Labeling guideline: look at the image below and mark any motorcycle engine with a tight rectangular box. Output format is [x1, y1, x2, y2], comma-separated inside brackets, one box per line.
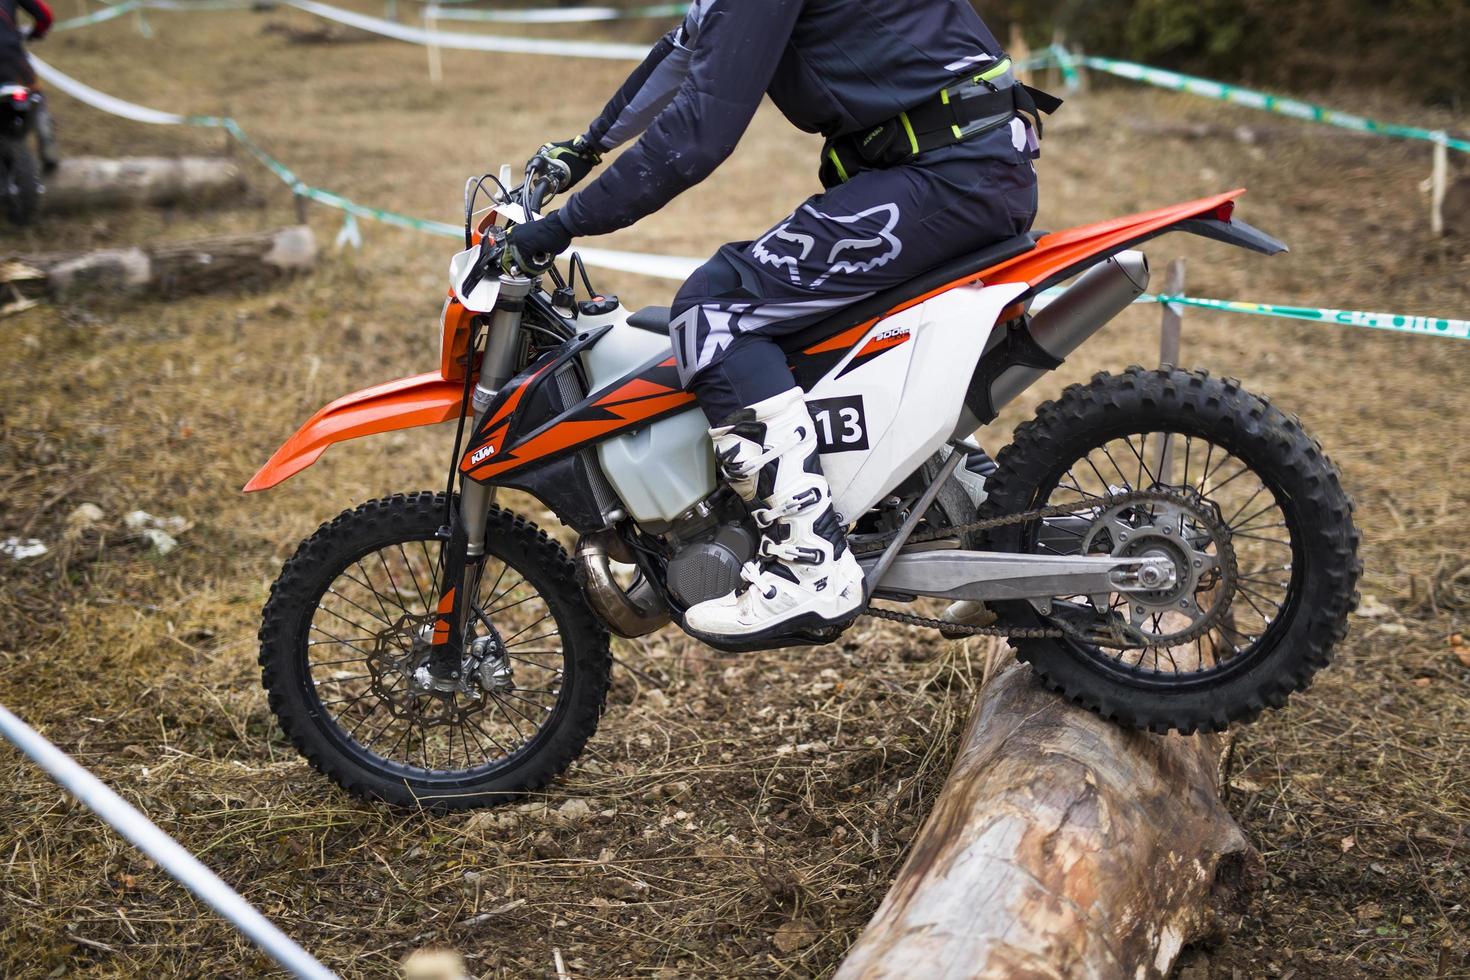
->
[666, 522, 758, 608]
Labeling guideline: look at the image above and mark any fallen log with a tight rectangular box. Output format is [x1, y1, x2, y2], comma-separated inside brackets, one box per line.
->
[836, 655, 1260, 980]
[8, 225, 316, 302]
[45, 157, 248, 213]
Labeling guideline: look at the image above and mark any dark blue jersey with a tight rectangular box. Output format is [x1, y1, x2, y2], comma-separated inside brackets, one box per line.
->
[560, 0, 1009, 238]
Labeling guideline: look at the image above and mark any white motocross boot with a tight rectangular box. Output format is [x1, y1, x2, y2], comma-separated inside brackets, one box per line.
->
[684, 388, 865, 642]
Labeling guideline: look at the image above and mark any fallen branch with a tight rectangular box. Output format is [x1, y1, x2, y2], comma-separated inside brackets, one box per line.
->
[836, 656, 1260, 980]
[8, 225, 316, 302]
[46, 157, 248, 213]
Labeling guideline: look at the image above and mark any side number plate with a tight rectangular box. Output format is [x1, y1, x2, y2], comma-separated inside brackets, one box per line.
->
[808, 396, 869, 453]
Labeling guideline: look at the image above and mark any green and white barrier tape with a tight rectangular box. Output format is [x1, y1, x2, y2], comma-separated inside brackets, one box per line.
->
[53, 0, 143, 32]
[1144, 294, 1468, 341]
[424, 2, 686, 24]
[1072, 53, 1469, 154]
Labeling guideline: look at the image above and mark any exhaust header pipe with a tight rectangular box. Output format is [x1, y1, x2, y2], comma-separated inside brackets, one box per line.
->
[575, 532, 670, 639]
[956, 251, 1150, 433]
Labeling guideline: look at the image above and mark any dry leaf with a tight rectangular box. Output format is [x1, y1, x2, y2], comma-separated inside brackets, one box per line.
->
[1340, 835, 1356, 853]
[773, 918, 819, 953]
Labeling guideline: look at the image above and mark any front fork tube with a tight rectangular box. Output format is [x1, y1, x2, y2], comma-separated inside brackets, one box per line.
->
[428, 479, 497, 683]
[426, 274, 529, 683]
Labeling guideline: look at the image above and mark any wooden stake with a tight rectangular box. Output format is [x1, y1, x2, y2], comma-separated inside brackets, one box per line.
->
[425, 7, 443, 85]
[1048, 29, 1065, 91]
[1157, 258, 1185, 482]
[1431, 138, 1449, 237]
[1008, 23, 1032, 87]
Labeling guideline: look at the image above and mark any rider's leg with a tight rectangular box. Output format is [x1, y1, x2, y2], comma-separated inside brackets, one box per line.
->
[686, 337, 865, 639]
[671, 137, 1037, 640]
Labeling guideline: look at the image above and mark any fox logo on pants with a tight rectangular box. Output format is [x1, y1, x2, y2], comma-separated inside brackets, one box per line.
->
[753, 203, 904, 289]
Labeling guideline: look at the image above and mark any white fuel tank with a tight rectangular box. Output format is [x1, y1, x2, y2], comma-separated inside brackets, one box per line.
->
[580, 315, 716, 524]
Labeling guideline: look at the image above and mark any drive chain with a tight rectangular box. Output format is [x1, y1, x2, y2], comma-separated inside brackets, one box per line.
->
[856, 489, 1232, 648]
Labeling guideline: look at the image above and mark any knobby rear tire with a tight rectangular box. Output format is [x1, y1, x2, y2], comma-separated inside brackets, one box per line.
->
[2, 139, 39, 226]
[981, 366, 1361, 734]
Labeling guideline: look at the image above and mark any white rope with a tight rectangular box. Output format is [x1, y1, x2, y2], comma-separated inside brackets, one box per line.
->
[282, 0, 650, 60]
[0, 702, 339, 980]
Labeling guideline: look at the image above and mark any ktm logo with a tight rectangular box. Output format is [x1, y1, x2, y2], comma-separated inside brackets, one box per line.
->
[470, 445, 496, 465]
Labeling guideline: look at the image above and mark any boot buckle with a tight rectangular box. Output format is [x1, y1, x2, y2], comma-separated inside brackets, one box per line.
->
[752, 486, 824, 528]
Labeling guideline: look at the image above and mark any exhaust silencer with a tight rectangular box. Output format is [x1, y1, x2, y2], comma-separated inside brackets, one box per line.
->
[575, 532, 670, 638]
[957, 251, 1150, 432]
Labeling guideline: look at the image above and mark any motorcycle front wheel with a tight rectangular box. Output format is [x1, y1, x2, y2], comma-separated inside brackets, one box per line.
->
[259, 492, 611, 809]
[981, 366, 1361, 734]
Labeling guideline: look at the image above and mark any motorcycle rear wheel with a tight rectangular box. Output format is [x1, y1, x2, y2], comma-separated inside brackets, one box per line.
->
[981, 366, 1361, 734]
[259, 492, 610, 809]
[1, 138, 39, 226]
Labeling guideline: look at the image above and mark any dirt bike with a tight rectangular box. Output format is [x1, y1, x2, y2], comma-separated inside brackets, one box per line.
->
[0, 83, 43, 226]
[249, 162, 1360, 809]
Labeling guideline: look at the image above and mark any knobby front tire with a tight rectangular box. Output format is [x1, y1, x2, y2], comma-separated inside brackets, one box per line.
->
[259, 492, 611, 810]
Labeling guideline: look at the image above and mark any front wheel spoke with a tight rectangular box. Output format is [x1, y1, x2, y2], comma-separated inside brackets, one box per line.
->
[485, 592, 543, 619]
[487, 695, 530, 742]
[501, 689, 556, 712]
[506, 631, 562, 651]
[469, 719, 513, 757]
[308, 656, 371, 669]
[349, 562, 403, 623]
[325, 588, 397, 630]
[318, 691, 377, 708]
[308, 625, 377, 657]
[395, 542, 433, 609]
[501, 613, 553, 646]
[483, 576, 528, 613]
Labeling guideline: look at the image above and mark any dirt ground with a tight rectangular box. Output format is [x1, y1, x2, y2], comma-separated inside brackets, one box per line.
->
[2, 4, 1469, 978]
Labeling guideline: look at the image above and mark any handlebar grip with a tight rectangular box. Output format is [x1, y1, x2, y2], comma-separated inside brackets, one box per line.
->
[527, 178, 554, 215]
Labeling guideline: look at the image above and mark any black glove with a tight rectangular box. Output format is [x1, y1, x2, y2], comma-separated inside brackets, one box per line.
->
[536, 135, 601, 191]
[504, 212, 573, 274]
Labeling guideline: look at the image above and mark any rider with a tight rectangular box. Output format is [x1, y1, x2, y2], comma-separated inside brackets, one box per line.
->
[508, 0, 1053, 643]
[0, 0, 57, 171]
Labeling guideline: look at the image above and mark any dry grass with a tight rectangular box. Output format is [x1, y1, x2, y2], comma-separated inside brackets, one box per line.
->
[1, 4, 1469, 977]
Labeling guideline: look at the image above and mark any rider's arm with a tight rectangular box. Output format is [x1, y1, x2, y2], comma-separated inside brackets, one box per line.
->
[18, 0, 54, 38]
[559, 0, 804, 239]
[584, 26, 693, 154]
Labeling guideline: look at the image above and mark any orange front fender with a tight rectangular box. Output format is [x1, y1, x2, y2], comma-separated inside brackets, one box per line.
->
[244, 372, 470, 492]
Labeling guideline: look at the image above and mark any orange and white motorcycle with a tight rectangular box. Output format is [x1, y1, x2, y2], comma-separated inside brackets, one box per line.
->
[249, 165, 1360, 808]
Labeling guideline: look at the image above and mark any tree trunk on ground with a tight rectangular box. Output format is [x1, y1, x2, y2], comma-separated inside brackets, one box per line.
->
[45, 157, 248, 213]
[7, 225, 316, 303]
[836, 655, 1260, 980]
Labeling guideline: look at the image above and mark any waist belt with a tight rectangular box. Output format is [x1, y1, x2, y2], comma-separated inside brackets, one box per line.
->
[820, 57, 1063, 188]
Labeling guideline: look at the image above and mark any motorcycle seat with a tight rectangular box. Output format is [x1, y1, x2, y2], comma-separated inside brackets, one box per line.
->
[623, 232, 1039, 344]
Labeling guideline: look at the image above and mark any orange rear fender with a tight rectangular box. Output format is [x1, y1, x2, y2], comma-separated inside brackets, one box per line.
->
[984, 190, 1246, 288]
[244, 372, 470, 492]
